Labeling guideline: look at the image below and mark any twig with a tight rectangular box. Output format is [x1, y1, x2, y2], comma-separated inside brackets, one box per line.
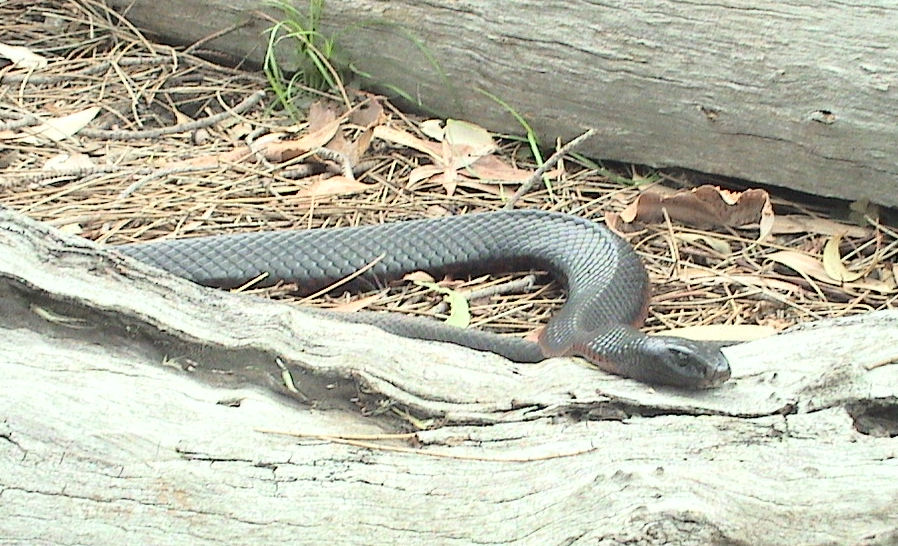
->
[314, 147, 355, 180]
[2, 165, 145, 189]
[79, 90, 266, 140]
[0, 114, 38, 131]
[117, 165, 222, 199]
[430, 275, 537, 316]
[503, 128, 596, 209]
[0, 56, 172, 85]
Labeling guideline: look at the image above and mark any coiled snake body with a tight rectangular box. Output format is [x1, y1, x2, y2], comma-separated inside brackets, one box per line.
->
[118, 210, 731, 388]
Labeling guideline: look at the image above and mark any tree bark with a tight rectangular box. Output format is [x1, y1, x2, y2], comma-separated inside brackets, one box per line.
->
[107, 0, 898, 207]
[2, 209, 898, 544]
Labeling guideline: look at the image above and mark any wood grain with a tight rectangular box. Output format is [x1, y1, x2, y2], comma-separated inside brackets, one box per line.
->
[108, 0, 898, 206]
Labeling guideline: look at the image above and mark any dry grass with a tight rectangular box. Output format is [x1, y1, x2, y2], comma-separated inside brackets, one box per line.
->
[1, 0, 895, 342]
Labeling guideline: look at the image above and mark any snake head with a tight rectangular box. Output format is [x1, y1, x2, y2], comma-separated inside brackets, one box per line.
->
[638, 336, 732, 388]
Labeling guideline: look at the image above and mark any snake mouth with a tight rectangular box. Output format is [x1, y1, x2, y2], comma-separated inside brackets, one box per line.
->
[641, 336, 733, 389]
[697, 363, 732, 389]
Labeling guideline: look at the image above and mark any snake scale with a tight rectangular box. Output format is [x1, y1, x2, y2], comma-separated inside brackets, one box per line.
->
[118, 210, 731, 388]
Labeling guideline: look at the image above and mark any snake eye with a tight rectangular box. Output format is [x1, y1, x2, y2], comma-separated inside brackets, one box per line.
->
[669, 347, 695, 369]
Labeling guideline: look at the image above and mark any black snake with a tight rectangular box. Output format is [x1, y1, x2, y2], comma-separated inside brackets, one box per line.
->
[117, 210, 731, 388]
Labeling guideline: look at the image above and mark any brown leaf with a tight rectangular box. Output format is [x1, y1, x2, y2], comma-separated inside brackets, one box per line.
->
[0, 41, 47, 69]
[768, 250, 835, 285]
[353, 128, 374, 162]
[373, 121, 502, 189]
[330, 292, 385, 313]
[433, 170, 458, 196]
[420, 119, 444, 140]
[621, 185, 773, 237]
[323, 128, 375, 166]
[402, 271, 435, 283]
[409, 165, 443, 186]
[324, 131, 353, 157]
[772, 215, 868, 238]
[307, 100, 339, 132]
[294, 117, 343, 152]
[350, 99, 384, 128]
[466, 155, 533, 182]
[295, 175, 371, 198]
[676, 233, 732, 255]
[373, 125, 443, 161]
[679, 267, 803, 293]
[44, 152, 95, 171]
[263, 118, 342, 163]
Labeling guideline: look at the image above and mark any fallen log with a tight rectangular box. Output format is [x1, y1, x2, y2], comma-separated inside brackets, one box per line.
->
[1, 208, 897, 544]
[107, 0, 898, 207]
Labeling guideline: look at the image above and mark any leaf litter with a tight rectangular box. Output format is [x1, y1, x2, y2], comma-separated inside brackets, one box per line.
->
[0, 0, 895, 349]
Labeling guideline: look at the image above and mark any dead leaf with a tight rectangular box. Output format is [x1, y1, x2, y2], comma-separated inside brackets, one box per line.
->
[403, 271, 435, 283]
[412, 280, 471, 328]
[307, 100, 339, 132]
[323, 131, 353, 158]
[768, 251, 895, 294]
[768, 250, 835, 285]
[259, 120, 342, 164]
[172, 108, 193, 125]
[18, 107, 101, 144]
[349, 99, 384, 128]
[678, 267, 803, 293]
[773, 215, 868, 238]
[676, 233, 732, 255]
[293, 117, 343, 153]
[727, 273, 804, 293]
[444, 119, 496, 158]
[420, 119, 444, 140]
[375, 120, 534, 191]
[822, 233, 865, 282]
[409, 165, 444, 186]
[330, 292, 384, 313]
[373, 125, 443, 161]
[57, 223, 83, 236]
[847, 276, 897, 294]
[295, 176, 371, 198]
[0, 41, 47, 69]
[621, 185, 773, 238]
[433, 170, 458, 195]
[44, 152, 95, 171]
[353, 128, 375, 162]
[465, 155, 533, 182]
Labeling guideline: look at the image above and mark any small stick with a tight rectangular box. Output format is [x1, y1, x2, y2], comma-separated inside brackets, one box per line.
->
[503, 128, 597, 210]
[430, 274, 537, 316]
[79, 90, 266, 141]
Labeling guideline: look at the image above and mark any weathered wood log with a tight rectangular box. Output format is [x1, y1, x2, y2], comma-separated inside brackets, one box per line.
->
[107, 0, 898, 207]
[2, 208, 898, 544]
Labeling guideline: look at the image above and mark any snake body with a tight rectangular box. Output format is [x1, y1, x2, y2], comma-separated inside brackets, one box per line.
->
[118, 210, 731, 388]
